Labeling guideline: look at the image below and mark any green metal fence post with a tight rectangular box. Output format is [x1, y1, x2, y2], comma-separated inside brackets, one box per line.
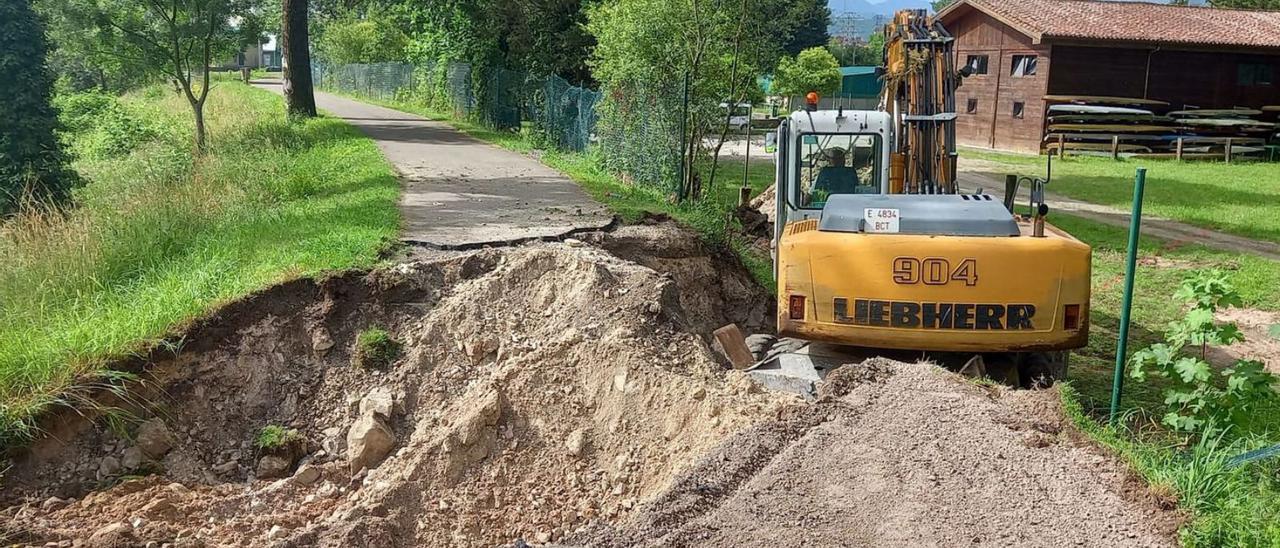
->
[1110, 167, 1147, 425]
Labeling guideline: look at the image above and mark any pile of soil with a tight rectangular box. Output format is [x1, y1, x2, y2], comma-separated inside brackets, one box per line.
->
[568, 359, 1182, 547]
[0, 222, 789, 547]
[0, 220, 1181, 547]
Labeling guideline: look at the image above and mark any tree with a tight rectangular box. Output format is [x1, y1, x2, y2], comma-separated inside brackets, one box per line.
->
[1207, 0, 1280, 7]
[1, 0, 74, 214]
[587, 0, 782, 200]
[315, 10, 408, 64]
[66, 0, 261, 153]
[781, 0, 829, 56]
[931, 0, 954, 11]
[282, 0, 317, 118]
[773, 46, 841, 97]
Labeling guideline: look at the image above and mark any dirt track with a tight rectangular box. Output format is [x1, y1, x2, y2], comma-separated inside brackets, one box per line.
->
[0, 221, 1180, 547]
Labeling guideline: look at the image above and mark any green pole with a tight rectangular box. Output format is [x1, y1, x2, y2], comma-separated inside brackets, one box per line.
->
[1110, 167, 1147, 425]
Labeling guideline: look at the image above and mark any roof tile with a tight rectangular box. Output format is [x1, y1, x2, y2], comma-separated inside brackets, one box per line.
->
[941, 0, 1280, 49]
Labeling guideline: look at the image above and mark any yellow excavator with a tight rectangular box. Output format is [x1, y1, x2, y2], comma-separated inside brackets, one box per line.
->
[754, 10, 1091, 392]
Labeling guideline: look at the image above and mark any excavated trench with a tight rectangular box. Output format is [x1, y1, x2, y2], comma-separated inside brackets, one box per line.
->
[0, 219, 1180, 547]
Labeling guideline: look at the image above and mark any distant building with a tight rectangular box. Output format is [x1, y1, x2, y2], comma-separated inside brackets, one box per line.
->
[937, 0, 1280, 152]
[220, 35, 281, 71]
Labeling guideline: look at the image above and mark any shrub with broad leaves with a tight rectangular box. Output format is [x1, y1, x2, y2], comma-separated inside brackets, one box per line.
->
[1130, 270, 1279, 435]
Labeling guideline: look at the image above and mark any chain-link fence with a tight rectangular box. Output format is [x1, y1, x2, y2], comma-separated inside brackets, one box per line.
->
[311, 60, 681, 191]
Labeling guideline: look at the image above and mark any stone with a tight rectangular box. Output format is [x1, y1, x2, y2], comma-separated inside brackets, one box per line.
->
[290, 464, 322, 486]
[121, 447, 144, 470]
[267, 525, 289, 540]
[213, 460, 238, 475]
[98, 456, 122, 478]
[141, 498, 177, 518]
[564, 429, 589, 458]
[311, 327, 335, 353]
[89, 522, 135, 545]
[256, 455, 293, 479]
[359, 387, 396, 420]
[40, 496, 67, 512]
[135, 419, 174, 459]
[347, 415, 395, 473]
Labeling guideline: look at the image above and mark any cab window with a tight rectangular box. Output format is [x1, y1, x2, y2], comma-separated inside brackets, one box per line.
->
[796, 133, 879, 208]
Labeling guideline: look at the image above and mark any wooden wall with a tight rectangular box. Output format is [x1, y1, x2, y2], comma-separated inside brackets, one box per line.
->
[1048, 45, 1280, 110]
[945, 8, 1051, 153]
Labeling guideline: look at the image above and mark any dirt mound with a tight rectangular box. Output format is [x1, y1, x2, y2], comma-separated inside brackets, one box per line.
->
[0, 225, 794, 547]
[568, 358, 1182, 547]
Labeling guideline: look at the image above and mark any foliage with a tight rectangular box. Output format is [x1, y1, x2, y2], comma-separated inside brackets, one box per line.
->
[316, 10, 408, 65]
[1129, 270, 1279, 435]
[55, 91, 158, 160]
[0, 79, 400, 449]
[931, 0, 954, 11]
[586, 0, 784, 198]
[826, 33, 885, 67]
[780, 0, 830, 56]
[255, 424, 302, 449]
[353, 327, 401, 369]
[54, 0, 264, 152]
[773, 46, 841, 97]
[0, 0, 75, 215]
[1207, 0, 1280, 8]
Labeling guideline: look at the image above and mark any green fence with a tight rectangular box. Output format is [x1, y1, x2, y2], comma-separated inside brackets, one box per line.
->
[311, 60, 680, 191]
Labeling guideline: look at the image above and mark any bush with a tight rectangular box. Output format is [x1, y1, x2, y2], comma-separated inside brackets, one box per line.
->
[55, 91, 159, 160]
[1130, 270, 1280, 436]
[353, 327, 401, 369]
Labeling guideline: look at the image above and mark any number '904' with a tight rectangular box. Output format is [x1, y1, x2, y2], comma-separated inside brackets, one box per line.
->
[892, 257, 978, 286]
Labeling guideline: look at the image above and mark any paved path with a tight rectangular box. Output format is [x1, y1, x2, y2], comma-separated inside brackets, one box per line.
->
[254, 80, 611, 248]
[954, 158, 1280, 261]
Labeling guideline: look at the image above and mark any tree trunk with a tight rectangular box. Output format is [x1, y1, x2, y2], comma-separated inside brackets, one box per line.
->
[282, 0, 317, 118]
[192, 100, 207, 153]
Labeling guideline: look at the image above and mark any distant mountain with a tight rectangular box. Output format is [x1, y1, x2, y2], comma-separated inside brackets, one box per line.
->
[828, 0, 935, 40]
[828, 0, 934, 16]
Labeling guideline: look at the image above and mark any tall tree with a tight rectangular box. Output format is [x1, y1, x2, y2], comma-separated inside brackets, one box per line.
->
[282, 0, 317, 118]
[0, 0, 74, 213]
[66, 0, 261, 153]
[782, 0, 830, 56]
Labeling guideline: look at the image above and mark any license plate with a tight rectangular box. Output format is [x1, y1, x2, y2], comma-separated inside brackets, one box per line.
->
[864, 208, 900, 233]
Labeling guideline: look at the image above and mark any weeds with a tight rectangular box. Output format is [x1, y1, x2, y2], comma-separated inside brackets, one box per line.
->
[353, 327, 401, 369]
[255, 425, 303, 451]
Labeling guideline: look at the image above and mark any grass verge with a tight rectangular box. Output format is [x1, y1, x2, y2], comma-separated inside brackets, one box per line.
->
[964, 147, 1280, 244]
[0, 78, 400, 446]
[1050, 210, 1280, 547]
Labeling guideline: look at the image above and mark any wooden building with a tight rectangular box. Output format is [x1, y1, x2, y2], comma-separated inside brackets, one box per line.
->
[936, 0, 1280, 153]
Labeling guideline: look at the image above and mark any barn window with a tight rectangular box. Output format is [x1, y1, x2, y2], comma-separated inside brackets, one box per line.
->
[1012, 101, 1025, 119]
[1238, 63, 1274, 86]
[967, 98, 978, 114]
[1011, 55, 1038, 77]
[965, 55, 989, 75]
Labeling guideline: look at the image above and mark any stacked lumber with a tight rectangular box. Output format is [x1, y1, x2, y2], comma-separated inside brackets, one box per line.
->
[1042, 95, 1275, 160]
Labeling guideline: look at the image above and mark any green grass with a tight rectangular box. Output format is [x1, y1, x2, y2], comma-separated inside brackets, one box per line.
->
[0, 78, 401, 446]
[964, 148, 1280, 244]
[255, 424, 303, 450]
[352, 327, 401, 369]
[1044, 210, 1280, 547]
